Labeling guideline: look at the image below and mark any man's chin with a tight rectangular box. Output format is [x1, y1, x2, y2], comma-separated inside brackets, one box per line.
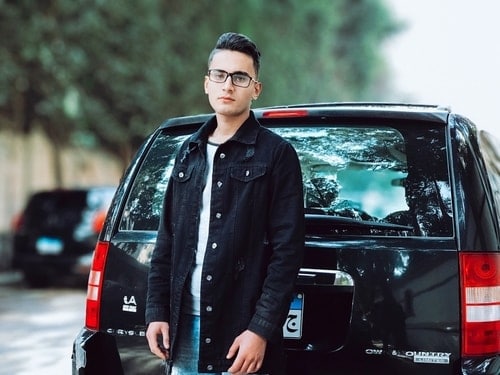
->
[214, 106, 249, 119]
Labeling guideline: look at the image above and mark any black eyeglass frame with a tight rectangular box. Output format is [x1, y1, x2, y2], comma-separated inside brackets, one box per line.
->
[207, 69, 259, 88]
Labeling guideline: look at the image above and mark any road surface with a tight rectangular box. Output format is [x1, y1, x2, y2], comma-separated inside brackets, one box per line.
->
[0, 272, 86, 375]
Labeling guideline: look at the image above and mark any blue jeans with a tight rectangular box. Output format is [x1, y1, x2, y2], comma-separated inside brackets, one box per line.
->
[172, 314, 229, 375]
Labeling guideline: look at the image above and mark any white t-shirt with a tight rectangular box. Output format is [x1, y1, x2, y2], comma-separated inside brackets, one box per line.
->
[183, 142, 218, 315]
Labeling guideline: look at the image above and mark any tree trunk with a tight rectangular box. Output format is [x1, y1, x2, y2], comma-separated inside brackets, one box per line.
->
[51, 140, 64, 188]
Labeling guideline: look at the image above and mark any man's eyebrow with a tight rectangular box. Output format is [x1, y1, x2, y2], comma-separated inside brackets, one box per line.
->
[231, 70, 251, 76]
[209, 69, 253, 77]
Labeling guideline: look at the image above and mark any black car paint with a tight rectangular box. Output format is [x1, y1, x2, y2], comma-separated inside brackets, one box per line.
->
[72, 104, 500, 374]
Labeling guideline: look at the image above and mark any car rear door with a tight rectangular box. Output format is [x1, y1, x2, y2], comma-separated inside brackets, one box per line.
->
[94, 111, 462, 375]
[93, 129, 189, 374]
[268, 117, 461, 374]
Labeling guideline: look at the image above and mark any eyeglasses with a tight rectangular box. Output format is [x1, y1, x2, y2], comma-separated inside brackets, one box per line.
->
[207, 69, 257, 88]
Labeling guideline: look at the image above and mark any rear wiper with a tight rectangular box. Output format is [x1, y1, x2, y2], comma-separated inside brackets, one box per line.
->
[305, 213, 414, 232]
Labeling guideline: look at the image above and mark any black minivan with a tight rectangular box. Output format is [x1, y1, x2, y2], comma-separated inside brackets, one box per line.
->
[72, 103, 500, 374]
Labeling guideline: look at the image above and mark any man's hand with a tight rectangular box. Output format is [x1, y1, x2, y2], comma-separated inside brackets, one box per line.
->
[226, 330, 267, 375]
[146, 321, 170, 360]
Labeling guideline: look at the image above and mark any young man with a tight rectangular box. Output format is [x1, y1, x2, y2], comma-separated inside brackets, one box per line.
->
[146, 32, 304, 375]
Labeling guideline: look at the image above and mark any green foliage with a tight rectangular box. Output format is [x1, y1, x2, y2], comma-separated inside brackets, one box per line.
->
[0, 0, 398, 162]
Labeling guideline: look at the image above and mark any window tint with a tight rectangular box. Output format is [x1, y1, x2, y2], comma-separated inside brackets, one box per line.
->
[456, 127, 499, 249]
[119, 132, 187, 231]
[23, 188, 114, 232]
[275, 126, 452, 237]
[24, 191, 88, 230]
[119, 124, 453, 237]
[275, 127, 408, 219]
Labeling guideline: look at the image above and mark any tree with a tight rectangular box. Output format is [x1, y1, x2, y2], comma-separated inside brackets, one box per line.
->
[0, 0, 399, 173]
[0, 0, 171, 174]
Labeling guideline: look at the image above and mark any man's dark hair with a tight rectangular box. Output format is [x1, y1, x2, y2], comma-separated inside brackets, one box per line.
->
[208, 32, 261, 76]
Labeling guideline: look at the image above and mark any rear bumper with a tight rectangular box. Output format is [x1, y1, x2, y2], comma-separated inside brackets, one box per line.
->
[72, 328, 500, 375]
[462, 356, 500, 375]
[72, 328, 124, 375]
[72, 328, 96, 373]
[72, 328, 162, 375]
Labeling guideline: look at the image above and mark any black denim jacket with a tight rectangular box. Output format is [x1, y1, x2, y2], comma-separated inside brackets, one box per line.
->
[146, 112, 304, 374]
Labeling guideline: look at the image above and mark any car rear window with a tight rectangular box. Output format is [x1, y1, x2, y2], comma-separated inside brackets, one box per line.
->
[24, 191, 89, 228]
[23, 189, 115, 231]
[119, 123, 453, 237]
[119, 132, 187, 232]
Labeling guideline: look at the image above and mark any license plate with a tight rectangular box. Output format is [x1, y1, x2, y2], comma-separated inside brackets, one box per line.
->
[283, 293, 304, 339]
[36, 237, 63, 255]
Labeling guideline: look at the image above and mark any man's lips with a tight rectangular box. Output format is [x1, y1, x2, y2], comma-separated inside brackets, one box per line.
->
[219, 96, 235, 102]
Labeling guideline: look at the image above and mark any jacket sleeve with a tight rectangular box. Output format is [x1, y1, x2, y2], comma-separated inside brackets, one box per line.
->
[248, 140, 305, 340]
[145, 178, 174, 324]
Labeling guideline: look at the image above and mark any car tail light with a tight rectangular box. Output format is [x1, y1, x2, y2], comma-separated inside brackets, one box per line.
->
[262, 109, 309, 118]
[11, 213, 24, 232]
[91, 209, 108, 234]
[460, 252, 500, 356]
[85, 241, 110, 331]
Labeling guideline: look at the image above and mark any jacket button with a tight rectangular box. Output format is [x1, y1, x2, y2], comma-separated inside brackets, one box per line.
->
[217, 181, 223, 188]
[215, 212, 222, 219]
[207, 365, 213, 371]
[206, 275, 213, 281]
[206, 305, 213, 312]
[220, 153, 226, 159]
[178, 171, 184, 178]
[245, 170, 250, 176]
[205, 337, 212, 344]
[211, 242, 217, 249]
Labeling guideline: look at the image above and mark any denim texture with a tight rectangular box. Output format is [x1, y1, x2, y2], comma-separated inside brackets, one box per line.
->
[172, 314, 228, 375]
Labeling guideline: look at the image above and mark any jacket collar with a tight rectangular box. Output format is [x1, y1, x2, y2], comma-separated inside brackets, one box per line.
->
[189, 111, 261, 149]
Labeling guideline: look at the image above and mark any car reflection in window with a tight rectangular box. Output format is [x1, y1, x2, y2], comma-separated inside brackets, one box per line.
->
[119, 125, 452, 238]
[275, 126, 452, 237]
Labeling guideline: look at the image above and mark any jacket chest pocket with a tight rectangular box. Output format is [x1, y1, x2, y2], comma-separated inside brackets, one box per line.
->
[229, 165, 267, 182]
[170, 164, 197, 214]
[171, 164, 195, 184]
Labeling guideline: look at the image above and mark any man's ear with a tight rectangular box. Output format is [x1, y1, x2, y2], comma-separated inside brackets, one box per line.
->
[253, 81, 262, 100]
[204, 76, 209, 94]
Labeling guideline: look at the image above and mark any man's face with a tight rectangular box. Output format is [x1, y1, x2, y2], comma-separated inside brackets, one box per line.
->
[204, 50, 262, 119]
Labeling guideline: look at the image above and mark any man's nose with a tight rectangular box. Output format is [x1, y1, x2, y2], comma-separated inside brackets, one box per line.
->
[222, 76, 234, 90]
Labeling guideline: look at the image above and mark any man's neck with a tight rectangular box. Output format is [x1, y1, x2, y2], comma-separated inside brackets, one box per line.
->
[209, 112, 249, 144]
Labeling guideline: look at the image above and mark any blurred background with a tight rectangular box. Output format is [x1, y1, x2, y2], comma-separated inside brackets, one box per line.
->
[1, 0, 499, 243]
[385, 0, 500, 140]
[0, 0, 399, 253]
[0, 1, 498, 372]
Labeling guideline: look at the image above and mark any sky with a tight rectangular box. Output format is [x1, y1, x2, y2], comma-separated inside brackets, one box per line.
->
[383, 0, 500, 140]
